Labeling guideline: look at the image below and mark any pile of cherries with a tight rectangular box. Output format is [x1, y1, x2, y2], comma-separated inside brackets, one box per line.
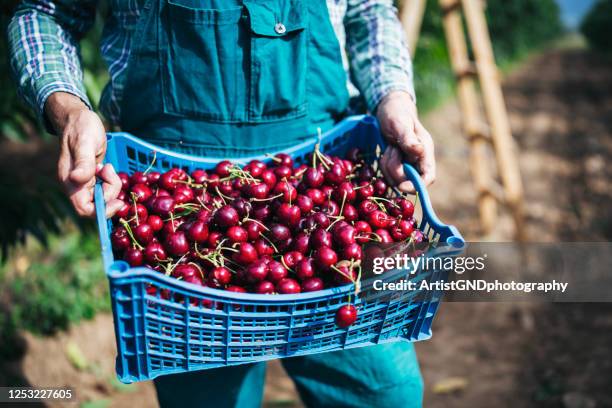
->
[110, 147, 423, 328]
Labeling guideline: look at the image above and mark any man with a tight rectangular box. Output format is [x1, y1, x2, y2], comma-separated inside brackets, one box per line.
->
[9, 1, 435, 406]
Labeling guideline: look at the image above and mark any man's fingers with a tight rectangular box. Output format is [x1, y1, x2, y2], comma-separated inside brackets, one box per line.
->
[416, 123, 436, 187]
[105, 199, 125, 218]
[387, 117, 424, 160]
[98, 163, 122, 202]
[69, 136, 97, 185]
[69, 185, 96, 217]
[57, 143, 71, 184]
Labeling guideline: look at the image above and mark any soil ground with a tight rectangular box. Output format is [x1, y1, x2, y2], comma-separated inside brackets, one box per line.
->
[1, 45, 611, 407]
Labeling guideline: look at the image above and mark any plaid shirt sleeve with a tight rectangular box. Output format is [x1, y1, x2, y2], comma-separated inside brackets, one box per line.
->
[8, 0, 97, 130]
[345, 0, 415, 113]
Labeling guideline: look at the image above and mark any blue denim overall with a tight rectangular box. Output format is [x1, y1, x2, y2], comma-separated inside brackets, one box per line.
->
[119, 0, 423, 405]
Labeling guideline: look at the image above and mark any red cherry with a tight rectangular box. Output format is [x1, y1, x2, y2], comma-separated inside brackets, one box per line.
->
[374, 229, 394, 243]
[165, 231, 189, 256]
[310, 228, 332, 249]
[261, 169, 277, 187]
[111, 227, 130, 251]
[128, 203, 148, 223]
[335, 304, 358, 328]
[191, 169, 208, 184]
[334, 265, 357, 284]
[150, 196, 175, 216]
[312, 212, 330, 228]
[173, 185, 194, 204]
[131, 183, 152, 203]
[173, 263, 200, 280]
[210, 266, 232, 286]
[292, 232, 310, 254]
[215, 160, 233, 177]
[255, 281, 276, 294]
[358, 200, 378, 217]
[275, 153, 293, 167]
[159, 171, 179, 191]
[269, 223, 291, 242]
[305, 188, 324, 206]
[235, 242, 258, 264]
[144, 242, 167, 264]
[114, 201, 130, 219]
[253, 238, 275, 256]
[314, 246, 338, 270]
[356, 182, 374, 200]
[281, 251, 304, 269]
[134, 223, 154, 245]
[325, 163, 346, 185]
[304, 168, 324, 188]
[245, 259, 269, 283]
[342, 203, 359, 222]
[273, 182, 298, 203]
[295, 195, 314, 214]
[334, 225, 356, 246]
[278, 203, 301, 227]
[124, 247, 143, 266]
[227, 285, 247, 293]
[227, 225, 248, 243]
[187, 220, 209, 243]
[295, 258, 315, 281]
[354, 221, 372, 244]
[118, 172, 130, 190]
[302, 277, 324, 292]
[252, 204, 271, 221]
[267, 261, 288, 283]
[373, 179, 387, 196]
[321, 201, 340, 217]
[276, 278, 301, 294]
[207, 231, 223, 248]
[130, 171, 148, 185]
[274, 165, 293, 179]
[333, 182, 356, 202]
[246, 182, 270, 200]
[342, 243, 362, 260]
[215, 205, 239, 228]
[147, 215, 164, 232]
[368, 210, 392, 229]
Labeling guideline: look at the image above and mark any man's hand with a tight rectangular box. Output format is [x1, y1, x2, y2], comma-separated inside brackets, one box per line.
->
[376, 91, 436, 194]
[46, 92, 123, 218]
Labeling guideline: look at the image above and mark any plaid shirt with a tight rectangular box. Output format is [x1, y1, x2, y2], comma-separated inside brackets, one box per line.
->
[8, 0, 414, 126]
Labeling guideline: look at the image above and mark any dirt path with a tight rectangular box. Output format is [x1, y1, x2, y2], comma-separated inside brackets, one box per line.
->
[418, 46, 612, 407]
[2, 46, 611, 407]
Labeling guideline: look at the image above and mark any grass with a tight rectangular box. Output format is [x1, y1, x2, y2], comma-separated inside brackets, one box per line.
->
[0, 226, 109, 338]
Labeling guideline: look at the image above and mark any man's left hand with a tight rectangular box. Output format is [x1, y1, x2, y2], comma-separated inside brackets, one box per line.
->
[376, 91, 436, 193]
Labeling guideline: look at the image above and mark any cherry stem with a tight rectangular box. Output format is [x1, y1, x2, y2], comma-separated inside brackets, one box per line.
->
[120, 219, 144, 250]
[143, 150, 157, 175]
[215, 186, 233, 203]
[130, 192, 140, 225]
[260, 233, 279, 253]
[243, 217, 270, 231]
[280, 256, 293, 272]
[251, 193, 283, 202]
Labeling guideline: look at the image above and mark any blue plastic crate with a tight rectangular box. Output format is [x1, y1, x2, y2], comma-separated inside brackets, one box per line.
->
[95, 115, 464, 383]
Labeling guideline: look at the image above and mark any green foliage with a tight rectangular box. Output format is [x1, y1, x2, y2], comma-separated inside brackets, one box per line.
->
[412, 0, 563, 110]
[2, 231, 109, 335]
[580, 0, 612, 54]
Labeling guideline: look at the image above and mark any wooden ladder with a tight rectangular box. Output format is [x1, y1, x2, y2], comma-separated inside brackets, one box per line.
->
[400, 0, 525, 239]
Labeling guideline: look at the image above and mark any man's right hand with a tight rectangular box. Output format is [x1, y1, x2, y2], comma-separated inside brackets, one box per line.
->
[45, 92, 123, 218]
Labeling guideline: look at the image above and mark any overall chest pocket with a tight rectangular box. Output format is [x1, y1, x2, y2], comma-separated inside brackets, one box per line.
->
[162, 0, 247, 122]
[244, 0, 308, 122]
[161, 0, 308, 123]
